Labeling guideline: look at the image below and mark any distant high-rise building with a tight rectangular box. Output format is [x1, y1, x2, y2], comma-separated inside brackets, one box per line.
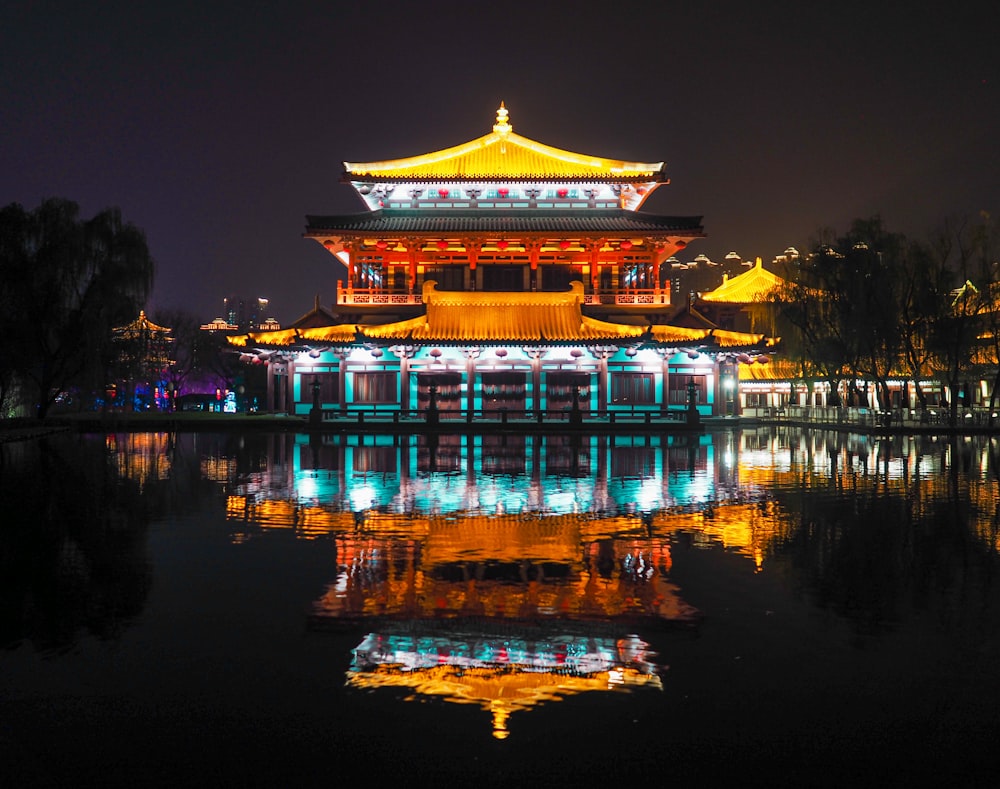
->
[222, 295, 275, 331]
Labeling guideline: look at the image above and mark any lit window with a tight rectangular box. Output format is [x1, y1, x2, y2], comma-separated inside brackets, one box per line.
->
[353, 372, 397, 404]
[611, 372, 655, 405]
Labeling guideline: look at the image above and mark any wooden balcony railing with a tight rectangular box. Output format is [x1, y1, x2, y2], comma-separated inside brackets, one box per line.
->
[337, 282, 669, 306]
[584, 290, 669, 305]
[337, 284, 423, 305]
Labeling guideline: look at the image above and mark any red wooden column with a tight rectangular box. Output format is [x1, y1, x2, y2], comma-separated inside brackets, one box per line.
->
[344, 240, 356, 293]
[407, 238, 418, 293]
[528, 241, 539, 291]
[590, 243, 601, 294]
[466, 238, 478, 291]
[651, 242, 663, 301]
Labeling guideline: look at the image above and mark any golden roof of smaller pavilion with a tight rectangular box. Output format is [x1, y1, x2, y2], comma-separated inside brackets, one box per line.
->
[712, 328, 767, 347]
[739, 357, 796, 380]
[700, 257, 786, 304]
[344, 104, 664, 181]
[360, 281, 645, 343]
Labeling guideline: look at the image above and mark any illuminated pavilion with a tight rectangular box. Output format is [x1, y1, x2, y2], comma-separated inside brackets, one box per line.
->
[232, 104, 778, 418]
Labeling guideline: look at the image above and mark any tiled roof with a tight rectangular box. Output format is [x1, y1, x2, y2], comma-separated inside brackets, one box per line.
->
[712, 329, 768, 348]
[227, 324, 358, 348]
[229, 328, 297, 348]
[700, 257, 786, 303]
[289, 296, 339, 330]
[228, 282, 778, 351]
[649, 326, 711, 343]
[230, 304, 775, 349]
[360, 281, 645, 342]
[344, 105, 663, 181]
[299, 325, 360, 344]
[739, 358, 795, 380]
[666, 301, 719, 330]
[648, 325, 770, 349]
[306, 209, 704, 236]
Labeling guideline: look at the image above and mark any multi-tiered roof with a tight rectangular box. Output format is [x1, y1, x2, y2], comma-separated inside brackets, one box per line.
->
[305, 104, 704, 264]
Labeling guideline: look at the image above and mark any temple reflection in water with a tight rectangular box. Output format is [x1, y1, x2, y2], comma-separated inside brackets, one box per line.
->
[8, 425, 997, 782]
[186, 427, 990, 737]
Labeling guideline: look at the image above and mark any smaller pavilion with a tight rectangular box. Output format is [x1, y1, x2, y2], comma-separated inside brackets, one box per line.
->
[110, 311, 174, 409]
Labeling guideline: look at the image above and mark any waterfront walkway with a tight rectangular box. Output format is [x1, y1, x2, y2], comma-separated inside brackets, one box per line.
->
[6, 404, 999, 437]
[744, 404, 999, 433]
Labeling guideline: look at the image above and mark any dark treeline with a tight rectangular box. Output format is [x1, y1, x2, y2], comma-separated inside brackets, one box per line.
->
[773, 213, 1000, 422]
[0, 198, 154, 418]
[0, 198, 257, 417]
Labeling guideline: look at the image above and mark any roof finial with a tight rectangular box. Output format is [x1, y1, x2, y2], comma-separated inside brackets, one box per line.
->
[493, 101, 512, 136]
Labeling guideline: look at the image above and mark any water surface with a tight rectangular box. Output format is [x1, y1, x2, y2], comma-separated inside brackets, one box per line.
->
[2, 429, 998, 785]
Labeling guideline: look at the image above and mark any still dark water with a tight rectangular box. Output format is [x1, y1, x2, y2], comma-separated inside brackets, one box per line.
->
[2, 428, 999, 786]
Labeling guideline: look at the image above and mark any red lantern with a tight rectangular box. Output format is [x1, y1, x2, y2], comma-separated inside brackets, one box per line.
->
[559, 240, 572, 250]
[620, 240, 633, 251]
[438, 188, 449, 198]
[557, 188, 568, 198]
[498, 188, 509, 198]
[636, 186, 647, 195]
[676, 240, 687, 248]
[375, 240, 388, 249]
[436, 240, 449, 250]
[497, 240, 509, 250]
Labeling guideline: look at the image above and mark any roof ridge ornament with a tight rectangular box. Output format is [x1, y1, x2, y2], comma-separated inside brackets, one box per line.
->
[493, 101, 512, 137]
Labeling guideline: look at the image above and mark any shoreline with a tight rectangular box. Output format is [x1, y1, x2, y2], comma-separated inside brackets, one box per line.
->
[3, 411, 999, 438]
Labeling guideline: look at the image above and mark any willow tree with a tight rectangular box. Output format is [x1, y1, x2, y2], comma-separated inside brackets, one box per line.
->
[772, 264, 854, 407]
[962, 213, 1000, 415]
[834, 218, 913, 409]
[925, 213, 1000, 424]
[773, 218, 955, 408]
[0, 199, 155, 417]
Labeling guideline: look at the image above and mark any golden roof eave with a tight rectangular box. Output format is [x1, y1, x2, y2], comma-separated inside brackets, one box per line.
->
[360, 281, 646, 343]
[228, 324, 358, 349]
[649, 326, 712, 344]
[345, 107, 664, 181]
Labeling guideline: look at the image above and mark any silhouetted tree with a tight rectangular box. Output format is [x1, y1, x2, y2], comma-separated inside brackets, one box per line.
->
[925, 213, 1000, 424]
[150, 307, 202, 397]
[0, 199, 155, 417]
[776, 217, 956, 410]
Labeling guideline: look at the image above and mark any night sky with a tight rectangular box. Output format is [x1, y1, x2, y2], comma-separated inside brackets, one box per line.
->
[2, 1, 996, 324]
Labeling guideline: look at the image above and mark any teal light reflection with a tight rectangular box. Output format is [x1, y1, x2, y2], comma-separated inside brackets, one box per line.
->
[281, 433, 726, 516]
